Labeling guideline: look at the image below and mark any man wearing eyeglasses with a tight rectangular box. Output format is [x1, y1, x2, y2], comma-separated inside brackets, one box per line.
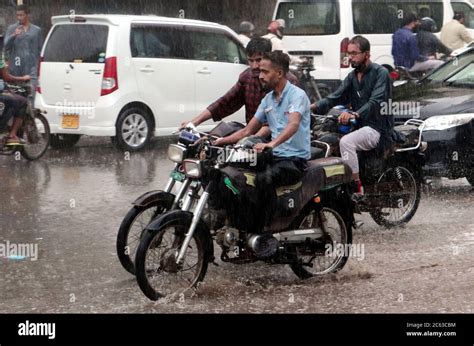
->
[311, 35, 393, 195]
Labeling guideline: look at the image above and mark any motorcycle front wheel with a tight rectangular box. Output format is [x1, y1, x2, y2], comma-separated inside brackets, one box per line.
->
[20, 112, 50, 161]
[290, 207, 351, 279]
[116, 201, 170, 275]
[135, 216, 208, 301]
[368, 164, 421, 228]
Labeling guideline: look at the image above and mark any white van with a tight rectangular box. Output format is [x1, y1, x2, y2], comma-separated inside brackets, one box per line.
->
[273, 0, 474, 91]
[35, 15, 248, 151]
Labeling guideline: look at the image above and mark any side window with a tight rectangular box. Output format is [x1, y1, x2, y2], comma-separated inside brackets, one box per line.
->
[352, 1, 444, 34]
[187, 29, 246, 64]
[451, 2, 474, 29]
[353, 1, 402, 34]
[130, 25, 189, 59]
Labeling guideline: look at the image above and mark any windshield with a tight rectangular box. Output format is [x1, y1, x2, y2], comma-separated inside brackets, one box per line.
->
[275, 1, 340, 35]
[353, 0, 444, 34]
[44, 24, 109, 63]
[425, 52, 474, 83]
[445, 62, 474, 88]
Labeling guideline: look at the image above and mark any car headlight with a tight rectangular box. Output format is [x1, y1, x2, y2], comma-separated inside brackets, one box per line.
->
[421, 141, 428, 152]
[424, 114, 474, 131]
[167, 144, 186, 163]
[183, 159, 202, 178]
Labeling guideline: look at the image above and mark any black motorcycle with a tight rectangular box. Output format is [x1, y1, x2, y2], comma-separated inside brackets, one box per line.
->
[134, 137, 355, 300]
[312, 107, 427, 228]
[116, 121, 244, 275]
[0, 83, 50, 160]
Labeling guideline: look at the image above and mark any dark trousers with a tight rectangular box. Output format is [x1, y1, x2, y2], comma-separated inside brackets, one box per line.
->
[255, 157, 307, 230]
[0, 93, 28, 129]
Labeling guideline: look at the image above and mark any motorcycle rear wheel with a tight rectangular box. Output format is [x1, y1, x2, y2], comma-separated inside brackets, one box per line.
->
[290, 207, 351, 279]
[135, 217, 207, 300]
[20, 113, 50, 161]
[369, 164, 421, 228]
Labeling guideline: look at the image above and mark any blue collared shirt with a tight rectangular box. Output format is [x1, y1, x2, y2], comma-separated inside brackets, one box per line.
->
[255, 81, 310, 160]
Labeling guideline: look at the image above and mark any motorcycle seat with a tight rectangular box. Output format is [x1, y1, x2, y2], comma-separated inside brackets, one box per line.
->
[393, 124, 420, 148]
[310, 146, 326, 160]
[275, 157, 352, 197]
[307, 157, 353, 190]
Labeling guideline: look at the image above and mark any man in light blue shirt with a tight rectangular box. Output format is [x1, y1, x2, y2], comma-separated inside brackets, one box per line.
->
[215, 50, 311, 161]
[215, 51, 310, 256]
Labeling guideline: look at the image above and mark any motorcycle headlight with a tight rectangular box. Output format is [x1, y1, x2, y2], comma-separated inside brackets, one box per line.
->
[424, 114, 474, 131]
[168, 144, 186, 163]
[183, 159, 202, 178]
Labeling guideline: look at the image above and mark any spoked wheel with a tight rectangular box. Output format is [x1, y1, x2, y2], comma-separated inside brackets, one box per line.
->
[290, 207, 351, 279]
[466, 170, 474, 187]
[20, 112, 50, 161]
[116, 202, 169, 275]
[135, 217, 207, 301]
[369, 165, 421, 228]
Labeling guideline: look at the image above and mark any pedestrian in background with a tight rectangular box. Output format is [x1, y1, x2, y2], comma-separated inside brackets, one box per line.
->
[440, 12, 474, 51]
[4, 5, 42, 101]
[237, 21, 255, 48]
[263, 19, 302, 64]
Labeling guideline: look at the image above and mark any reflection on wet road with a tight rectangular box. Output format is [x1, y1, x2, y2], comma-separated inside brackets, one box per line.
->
[1, 137, 473, 313]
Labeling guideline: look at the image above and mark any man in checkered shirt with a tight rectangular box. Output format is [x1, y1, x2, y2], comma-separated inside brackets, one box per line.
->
[181, 37, 298, 140]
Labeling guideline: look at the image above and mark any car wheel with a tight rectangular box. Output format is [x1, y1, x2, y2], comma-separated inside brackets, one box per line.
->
[115, 107, 153, 151]
[467, 171, 474, 186]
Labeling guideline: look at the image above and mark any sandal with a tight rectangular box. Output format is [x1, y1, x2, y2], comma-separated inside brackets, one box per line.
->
[5, 136, 26, 146]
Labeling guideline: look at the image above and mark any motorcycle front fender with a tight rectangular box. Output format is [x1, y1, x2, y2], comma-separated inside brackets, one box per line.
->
[132, 190, 175, 208]
[146, 210, 214, 263]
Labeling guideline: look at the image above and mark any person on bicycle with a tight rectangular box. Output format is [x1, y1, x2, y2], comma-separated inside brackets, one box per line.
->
[0, 50, 31, 146]
[311, 36, 393, 195]
[180, 37, 298, 140]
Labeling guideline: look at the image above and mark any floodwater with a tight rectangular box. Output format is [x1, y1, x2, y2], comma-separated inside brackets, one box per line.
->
[0, 137, 473, 313]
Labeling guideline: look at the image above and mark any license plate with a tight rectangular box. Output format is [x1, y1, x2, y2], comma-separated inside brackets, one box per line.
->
[62, 114, 79, 129]
[170, 171, 186, 182]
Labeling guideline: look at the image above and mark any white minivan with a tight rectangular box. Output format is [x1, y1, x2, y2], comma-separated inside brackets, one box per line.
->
[273, 0, 474, 91]
[35, 15, 248, 151]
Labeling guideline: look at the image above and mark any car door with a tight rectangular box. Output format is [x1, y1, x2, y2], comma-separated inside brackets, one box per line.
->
[130, 23, 195, 131]
[188, 27, 248, 126]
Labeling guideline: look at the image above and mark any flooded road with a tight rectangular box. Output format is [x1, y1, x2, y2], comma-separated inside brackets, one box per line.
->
[1, 137, 473, 313]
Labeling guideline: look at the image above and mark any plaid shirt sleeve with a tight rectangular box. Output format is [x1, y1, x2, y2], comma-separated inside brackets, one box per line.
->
[207, 72, 246, 122]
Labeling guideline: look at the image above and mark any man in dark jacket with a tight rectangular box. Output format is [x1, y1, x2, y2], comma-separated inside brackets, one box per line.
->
[311, 36, 393, 194]
[417, 17, 452, 58]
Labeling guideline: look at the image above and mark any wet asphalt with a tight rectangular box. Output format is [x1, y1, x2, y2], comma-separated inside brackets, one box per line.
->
[0, 136, 473, 313]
